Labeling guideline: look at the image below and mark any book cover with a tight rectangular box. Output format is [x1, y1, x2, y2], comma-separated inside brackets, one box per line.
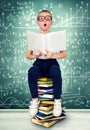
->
[36, 113, 53, 120]
[34, 115, 53, 122]
[38, 109, 53, 115]
[39, 104, 53, 111]
[39, 93, 54, 99]
[40, 100, 54, 105]
[35, 112, 66, 122]
[27, 30, 66, 52]
[32, 118, 59, 127]
[38, 77, 52, 81]
[36, 111, 53, 119]
[38, 92, 53, 95]
[39, 97, 54, 101]
[38, 79, 53, 85]
[38, 87, 53, 93]
[38, 84, 53, 87]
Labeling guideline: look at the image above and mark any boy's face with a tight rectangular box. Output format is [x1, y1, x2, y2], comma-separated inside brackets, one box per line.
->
[36, 12, 53, 33]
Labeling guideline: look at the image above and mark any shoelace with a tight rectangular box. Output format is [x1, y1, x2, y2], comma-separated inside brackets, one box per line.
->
[54, 102, 61, 109]
[30, 101, 39, 108]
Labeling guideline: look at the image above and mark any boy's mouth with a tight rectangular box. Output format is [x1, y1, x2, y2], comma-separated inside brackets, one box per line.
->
[44, 24, 47, 26]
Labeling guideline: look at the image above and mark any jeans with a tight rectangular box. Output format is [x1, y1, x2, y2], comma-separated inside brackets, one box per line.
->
[28, 59, 62, 99]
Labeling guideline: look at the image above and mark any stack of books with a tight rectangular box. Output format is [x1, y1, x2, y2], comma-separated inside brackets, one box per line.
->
[38, 77, 54, 101]
[32, 77, 66, 127]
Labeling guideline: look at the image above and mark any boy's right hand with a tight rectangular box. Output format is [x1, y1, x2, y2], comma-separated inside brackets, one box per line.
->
[34, 50, 42, 57]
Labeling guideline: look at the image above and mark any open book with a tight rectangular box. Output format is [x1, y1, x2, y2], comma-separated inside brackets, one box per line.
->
[27, 30, 66, 52]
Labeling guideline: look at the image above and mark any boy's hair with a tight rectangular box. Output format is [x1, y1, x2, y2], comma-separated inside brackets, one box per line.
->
[37, 10, 52, 20]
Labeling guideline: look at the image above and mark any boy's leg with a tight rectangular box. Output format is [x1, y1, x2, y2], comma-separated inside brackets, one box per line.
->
[49, 65, 62, 116]
[49, 65, 62, 99]
[28, 65, 41, 117]
[28, 65, 40, 98]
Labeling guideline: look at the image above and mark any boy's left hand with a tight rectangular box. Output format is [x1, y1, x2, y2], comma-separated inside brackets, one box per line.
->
[44, 50, 54, 58]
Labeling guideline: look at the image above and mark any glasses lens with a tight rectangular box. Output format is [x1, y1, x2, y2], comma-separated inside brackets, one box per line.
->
[38, 16, 45, 21]
[46, 16, 52, 21]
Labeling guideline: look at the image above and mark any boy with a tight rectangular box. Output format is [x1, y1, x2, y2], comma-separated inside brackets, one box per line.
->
[26, 10, 67, 117]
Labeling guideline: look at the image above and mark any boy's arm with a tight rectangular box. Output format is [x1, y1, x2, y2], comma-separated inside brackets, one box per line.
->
[53, 50, 67, 59]
[45, 50, 67, 59]
[26, 50, 42, 59]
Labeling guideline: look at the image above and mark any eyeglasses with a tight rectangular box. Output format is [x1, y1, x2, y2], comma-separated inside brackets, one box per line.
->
[37, 16, 52, 22]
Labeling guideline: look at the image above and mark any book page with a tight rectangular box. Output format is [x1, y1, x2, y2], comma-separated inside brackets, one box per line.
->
[27, 31, 43, 51]
[46, 30, 66, 52]
[27, 30, 66, 52]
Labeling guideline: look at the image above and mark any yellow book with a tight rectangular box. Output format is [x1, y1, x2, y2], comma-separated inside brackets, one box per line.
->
[39, 104, 53, 112]
[32, 118, 59, 127]
[38, 81, 53, 85]
[40, 100, 54, 105]
[38, 77, 53, 85]
[38, 77, 52, 81]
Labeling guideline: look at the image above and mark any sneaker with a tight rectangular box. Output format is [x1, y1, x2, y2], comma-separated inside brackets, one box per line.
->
[53, 100, 62, 117]
[29, 100, 39, 117]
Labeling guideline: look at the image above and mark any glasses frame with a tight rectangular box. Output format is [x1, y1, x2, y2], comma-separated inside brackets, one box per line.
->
[37, 15, 52, 22]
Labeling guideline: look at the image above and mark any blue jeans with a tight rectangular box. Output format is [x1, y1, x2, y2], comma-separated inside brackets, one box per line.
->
[28, 59, 62, 99]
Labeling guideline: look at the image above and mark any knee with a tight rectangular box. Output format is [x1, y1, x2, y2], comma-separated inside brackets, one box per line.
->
[28, 66, 38, 78]
[49, 65, 61, 76]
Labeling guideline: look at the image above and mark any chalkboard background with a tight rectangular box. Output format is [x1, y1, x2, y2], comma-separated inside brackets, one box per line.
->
[0, 0, 90, 109]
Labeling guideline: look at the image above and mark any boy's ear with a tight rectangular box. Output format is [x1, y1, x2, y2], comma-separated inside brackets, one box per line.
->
[51, 20, 53, 25]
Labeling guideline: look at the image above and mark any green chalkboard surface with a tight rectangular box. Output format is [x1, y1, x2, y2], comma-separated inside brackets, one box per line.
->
[0, 0, 90, 109]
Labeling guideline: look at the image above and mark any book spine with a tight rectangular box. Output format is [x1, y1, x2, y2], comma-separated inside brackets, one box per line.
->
[41, 34, 47, 54]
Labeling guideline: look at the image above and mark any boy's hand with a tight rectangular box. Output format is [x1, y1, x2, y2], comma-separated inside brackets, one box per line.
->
[34, 50, 42, 57]
[44, 50, 54, 58]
